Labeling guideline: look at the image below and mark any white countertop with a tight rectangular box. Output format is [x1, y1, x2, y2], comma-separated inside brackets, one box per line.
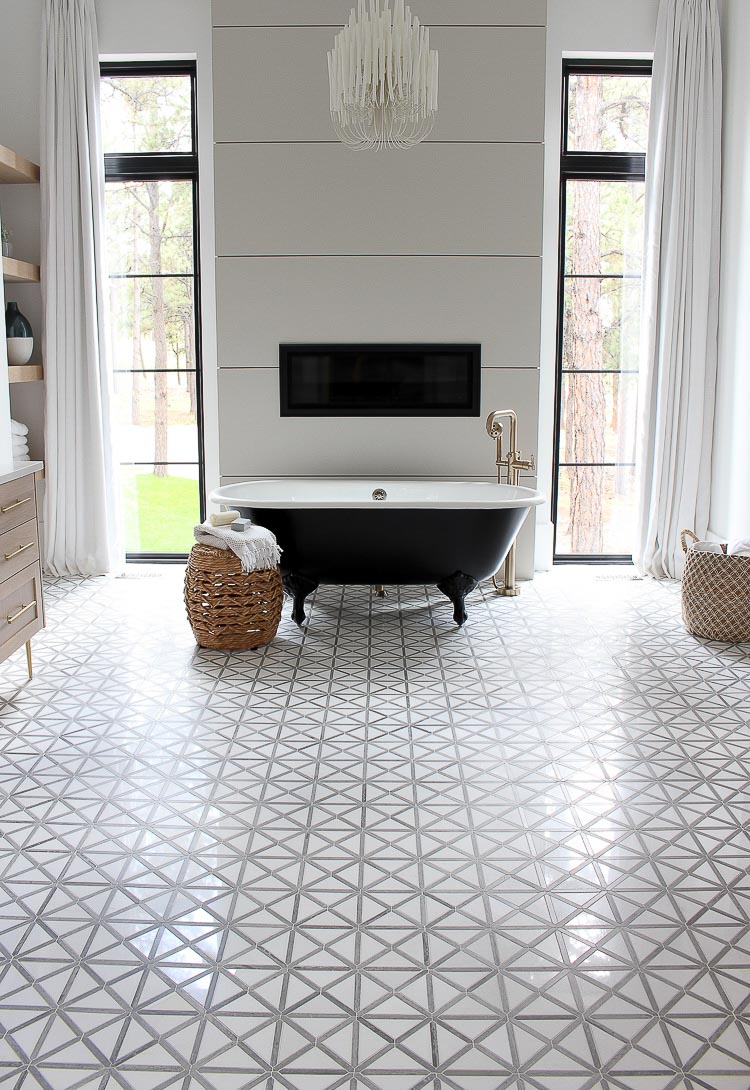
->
[0, 461, 44, 487]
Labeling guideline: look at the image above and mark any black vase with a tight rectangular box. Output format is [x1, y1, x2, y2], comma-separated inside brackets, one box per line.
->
[5, 301, 32, 338]
[5, 301, 33, 366]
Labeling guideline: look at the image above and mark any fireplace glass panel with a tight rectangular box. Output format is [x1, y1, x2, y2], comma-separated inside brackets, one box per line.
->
[280, 344, 481, 417]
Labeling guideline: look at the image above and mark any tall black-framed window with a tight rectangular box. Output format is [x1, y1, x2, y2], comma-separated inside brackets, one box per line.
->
[553, 59, 652, 562]
[100, 60, 205, 561]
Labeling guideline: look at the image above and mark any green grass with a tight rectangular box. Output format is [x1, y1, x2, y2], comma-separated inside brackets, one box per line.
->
[124, 472, 199, 554]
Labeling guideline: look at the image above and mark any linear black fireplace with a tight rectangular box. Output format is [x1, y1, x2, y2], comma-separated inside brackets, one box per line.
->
[279, 344, 481, 417]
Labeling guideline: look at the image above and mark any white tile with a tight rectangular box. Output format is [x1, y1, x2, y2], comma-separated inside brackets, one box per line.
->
[1, 564, 749, 1088]
[215, 257, 541, 370]
[212, 0, 547, 28]
[216, 366, 539, 477]
[214, 143, 544, 257]
[213, 26, 545, 143]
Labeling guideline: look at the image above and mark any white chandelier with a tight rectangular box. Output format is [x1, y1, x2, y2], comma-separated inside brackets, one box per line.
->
[328, 0, 439, 151]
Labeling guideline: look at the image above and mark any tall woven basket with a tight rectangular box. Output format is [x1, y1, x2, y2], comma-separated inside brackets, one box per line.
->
[185, 544, 283, 650]
[681, 530, 750, 643]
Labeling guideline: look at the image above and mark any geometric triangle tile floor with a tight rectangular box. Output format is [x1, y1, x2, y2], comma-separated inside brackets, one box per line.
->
[1, 566, 749, 1089]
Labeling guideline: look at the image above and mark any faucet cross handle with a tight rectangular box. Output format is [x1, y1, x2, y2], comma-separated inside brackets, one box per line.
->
[511, 452, 536, 474]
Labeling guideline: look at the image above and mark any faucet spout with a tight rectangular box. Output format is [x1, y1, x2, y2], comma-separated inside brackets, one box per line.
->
[486, 409, 517, 483]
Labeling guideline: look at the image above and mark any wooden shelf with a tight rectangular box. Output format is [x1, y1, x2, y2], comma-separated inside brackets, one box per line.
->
[1, 147, 43, 487]
[8, 364, 43, 384]
[0, 145, 40, 185]
[2, 256, 40, 284]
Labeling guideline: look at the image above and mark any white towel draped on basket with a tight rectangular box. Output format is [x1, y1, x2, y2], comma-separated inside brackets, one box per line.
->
[689, 540, 723, 555]
[194, 522, 281, 573]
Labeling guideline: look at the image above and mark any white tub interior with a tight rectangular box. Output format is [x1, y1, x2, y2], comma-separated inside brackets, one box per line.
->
[211, 479, 545, 510]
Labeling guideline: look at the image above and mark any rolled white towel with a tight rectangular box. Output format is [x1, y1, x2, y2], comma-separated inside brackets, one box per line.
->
[728, 538, 750, 557]
[12, 436, 29, 449]
[209, 509, 241, 528]
[690, 540, 724, 555]
[10, 419, 29, 437]
[194, 521, 281, 572]
[13, 455, 30, 465]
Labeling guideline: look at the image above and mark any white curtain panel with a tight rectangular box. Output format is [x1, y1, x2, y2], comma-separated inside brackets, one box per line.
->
[41, 0, 122, 576]
[635, 0, 722, 579]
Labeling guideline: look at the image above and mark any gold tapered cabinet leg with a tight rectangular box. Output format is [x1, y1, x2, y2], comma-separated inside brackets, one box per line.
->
[25, 641, 33, 680]
[373, 585, 387, 598]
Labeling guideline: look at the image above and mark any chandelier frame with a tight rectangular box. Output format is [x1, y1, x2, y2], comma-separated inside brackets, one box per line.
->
[327, 0, 439, 151]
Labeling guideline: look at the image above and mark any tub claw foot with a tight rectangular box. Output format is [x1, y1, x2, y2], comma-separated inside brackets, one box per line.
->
[437, 572, 478, 627]
[283, 574, 319, 625]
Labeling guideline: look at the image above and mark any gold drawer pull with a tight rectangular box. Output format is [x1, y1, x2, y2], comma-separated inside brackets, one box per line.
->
[8, 601, 35, 625]
[1, 496, 31, 514]
[4, 541, 35, 561]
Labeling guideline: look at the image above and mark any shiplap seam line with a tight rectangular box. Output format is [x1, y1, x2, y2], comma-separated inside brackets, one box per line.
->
[214, 140, 544, 146]
[213, 24, 545, 30]
[216, 254, 542, 259]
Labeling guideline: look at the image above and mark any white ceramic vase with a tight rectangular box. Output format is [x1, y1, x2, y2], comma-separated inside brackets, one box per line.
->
[7, 337, 34, 366]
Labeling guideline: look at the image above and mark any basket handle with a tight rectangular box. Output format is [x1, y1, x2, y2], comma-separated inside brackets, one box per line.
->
[681, 529, 699, 554]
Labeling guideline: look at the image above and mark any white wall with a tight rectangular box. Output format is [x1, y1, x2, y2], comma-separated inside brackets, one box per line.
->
[0, 227, 11, 467]
[212, 0, 547, 579]
[0, 0, 44, 469]
[537, 0, 658, 567]
[0, 0, 217, 500]
[710, 0, 750, 541]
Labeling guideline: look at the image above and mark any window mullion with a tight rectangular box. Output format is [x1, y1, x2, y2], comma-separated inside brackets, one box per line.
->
[553, 61, 652, 562]
[101, 61, 205, 559]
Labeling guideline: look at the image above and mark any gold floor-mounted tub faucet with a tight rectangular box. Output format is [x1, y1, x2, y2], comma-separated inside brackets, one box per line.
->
[486, 409, 536, 596]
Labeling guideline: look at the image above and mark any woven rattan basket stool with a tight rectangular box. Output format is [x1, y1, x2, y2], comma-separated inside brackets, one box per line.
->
[185, 544, 283, 650]
[681, 530, 750, 642]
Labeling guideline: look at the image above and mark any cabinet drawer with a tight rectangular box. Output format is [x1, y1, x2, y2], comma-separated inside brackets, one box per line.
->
[0, 563, 43, 659]
[0, 520, 39, 583]
[0, 475, 36, 536]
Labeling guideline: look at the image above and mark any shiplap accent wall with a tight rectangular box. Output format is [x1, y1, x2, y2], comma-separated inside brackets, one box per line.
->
[212, 0, 547, 577]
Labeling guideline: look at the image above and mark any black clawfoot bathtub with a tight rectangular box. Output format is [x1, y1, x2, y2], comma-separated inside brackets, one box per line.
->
[210, 480, 544, 626]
